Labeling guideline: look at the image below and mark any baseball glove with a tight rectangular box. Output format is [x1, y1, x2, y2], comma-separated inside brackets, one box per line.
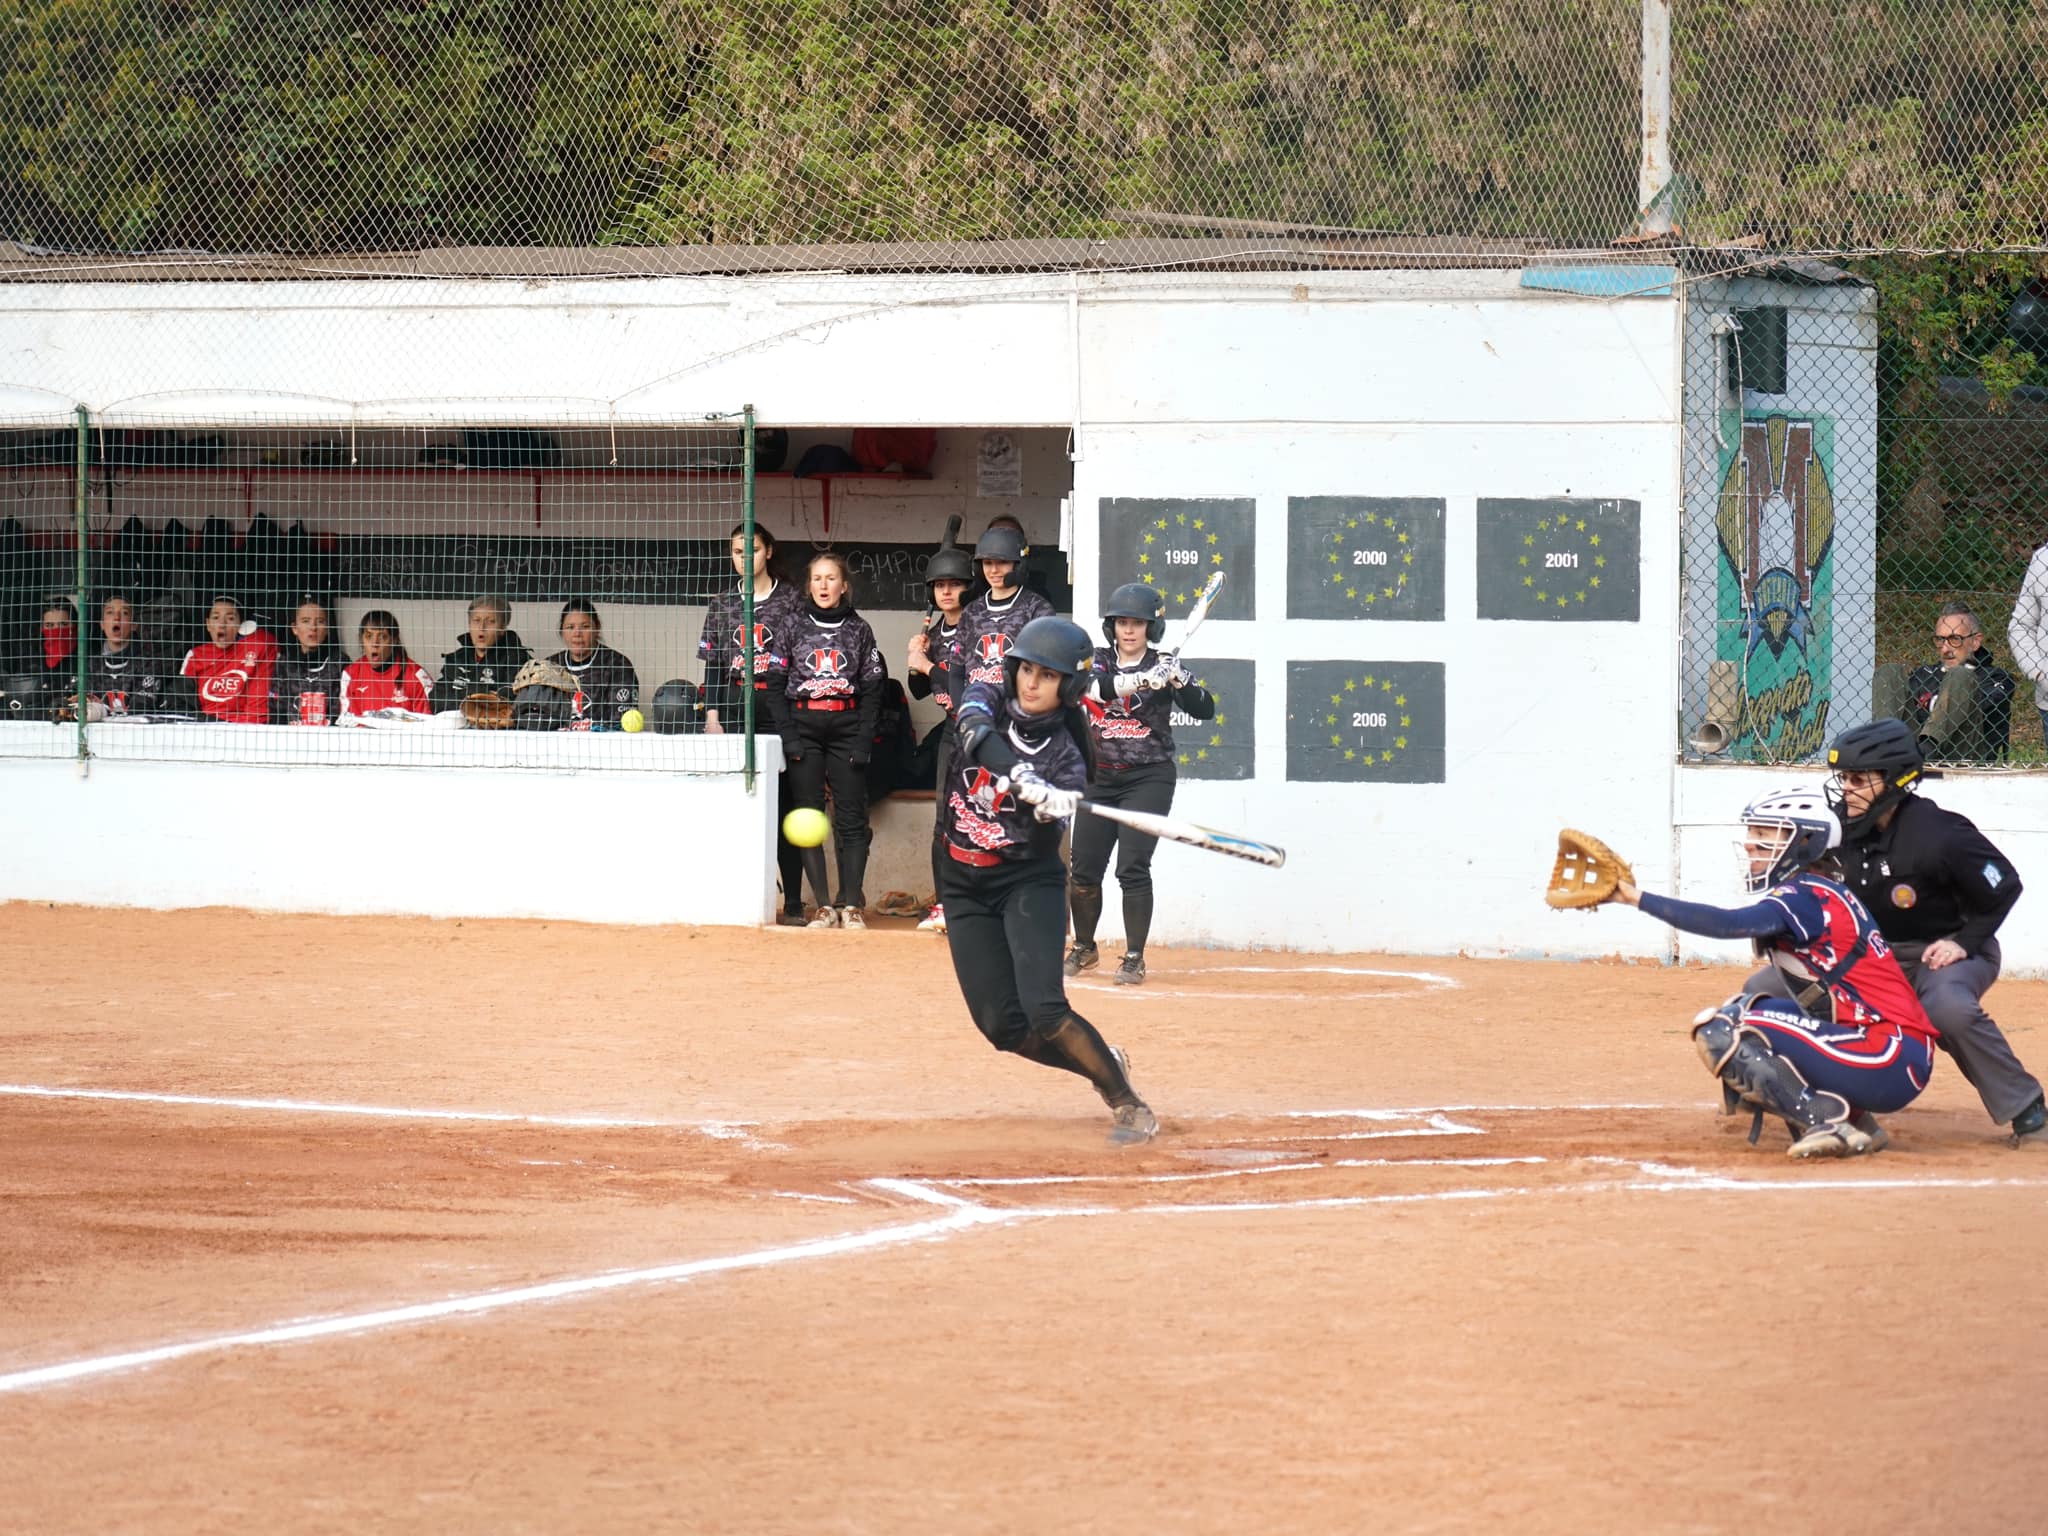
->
[1544, 828, 1634, 910]
[461, 692, 514, 729]
[511, 659, 578, 697]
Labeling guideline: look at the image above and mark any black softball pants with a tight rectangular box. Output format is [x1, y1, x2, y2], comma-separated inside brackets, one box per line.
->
[1069, 758, 1176, 956]
[788, 708, 872, 908]
[939, 852, 1138, 1107]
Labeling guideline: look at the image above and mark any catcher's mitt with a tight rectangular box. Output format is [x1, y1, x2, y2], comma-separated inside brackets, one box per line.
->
[1544, 828, 1635, 910]
[461, 692, 514, 729]
[511, 659, 578, 697]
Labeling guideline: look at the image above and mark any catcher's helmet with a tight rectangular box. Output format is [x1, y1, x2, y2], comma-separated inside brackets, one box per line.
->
[1738, 785, 1840, 894]
[1824, 718, 1922, 838]
[923, 544, 975, 586]
[1102, 582, 1166, 644]
[973, 524, 1029, 564]
[649, 678, 705, 735]
[1004, 616, 1094, 707]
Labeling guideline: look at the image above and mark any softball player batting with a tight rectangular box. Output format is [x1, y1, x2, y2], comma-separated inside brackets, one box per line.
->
[1616, 785, 1937, 1158]
[940, 616, 1157, 1145]
[1066, 582, 1215, 985]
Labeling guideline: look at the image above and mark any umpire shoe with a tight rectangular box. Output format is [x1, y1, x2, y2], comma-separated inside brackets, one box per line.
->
[1113, 951, 1147, 986]
[2011, 1095, 2047, 1147]
[1064, 941, 1100, 977]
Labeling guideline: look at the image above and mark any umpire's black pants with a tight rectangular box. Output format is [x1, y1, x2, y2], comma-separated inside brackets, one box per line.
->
[940, 852, 1077, 1050]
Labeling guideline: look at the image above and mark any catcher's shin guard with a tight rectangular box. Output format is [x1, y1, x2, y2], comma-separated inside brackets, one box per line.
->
[1690, 1001, 1872, 1156]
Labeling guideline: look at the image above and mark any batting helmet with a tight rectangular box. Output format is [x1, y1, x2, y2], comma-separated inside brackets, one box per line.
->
[648, 678, 705, 734]
[973, 524, 1029, 564]
[1004, 616, 1094, 707]
[923, 544, 975, 585]
[1102, 582, 1166, 644]
[1738, 785, 1841, 894]
[1824, 718, 1922, 837]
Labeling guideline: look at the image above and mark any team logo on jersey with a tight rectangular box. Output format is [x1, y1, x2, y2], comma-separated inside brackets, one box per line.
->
[808, 648, 847, 678]
[1890, 883, 1917, 909]
[734, 622, 777, 674]
[199, 669, 249, 705]
[106, 690, 128, 714]
[964, 767, 1012, 816]
[976, 633, 1010, 663]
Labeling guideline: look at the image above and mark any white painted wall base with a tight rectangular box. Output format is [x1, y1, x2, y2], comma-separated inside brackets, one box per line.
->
[1, 737, 782, 927]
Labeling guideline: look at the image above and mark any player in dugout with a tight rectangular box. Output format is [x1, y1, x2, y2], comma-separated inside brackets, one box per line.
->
[1612, 785, 1937, 1159]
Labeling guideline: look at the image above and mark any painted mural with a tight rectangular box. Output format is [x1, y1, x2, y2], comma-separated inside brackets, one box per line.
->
[1713, 414, 1836, 760]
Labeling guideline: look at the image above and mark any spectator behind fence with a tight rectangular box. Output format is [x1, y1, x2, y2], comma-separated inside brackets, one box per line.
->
[34, 594, 78, 714]
[1874, 602, 2014, 762]
[180, 594, 277, 724]
[2011, 540, 2048, 748]
[428, 594, 530, 713]
[340, 610, 434, 717]
[84, 591, 185, 719]
[273, 596, 349, 726]
[548, 597, 639, 727]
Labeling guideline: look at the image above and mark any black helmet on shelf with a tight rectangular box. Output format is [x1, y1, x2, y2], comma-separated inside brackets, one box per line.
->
[973, 524, 1029, 563]
[1824, 718, 1923, 838]
[649, 678, 705, 735]
[1101, 582, 1166, 644]
[1004, 616, 1094, 707]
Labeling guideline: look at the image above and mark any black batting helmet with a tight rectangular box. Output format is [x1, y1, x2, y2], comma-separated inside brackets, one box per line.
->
[973, 524, 1029, 563]
[1005, 616, 1094, 707]
[1824, 718, 1923, 838]
[648, 678, 705, 734]
[1102, 582, 1166, 644]
[923, 544, 975, 585]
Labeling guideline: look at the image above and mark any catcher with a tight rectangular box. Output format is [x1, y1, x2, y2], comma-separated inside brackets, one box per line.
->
[1550, 789, 1938, 1158]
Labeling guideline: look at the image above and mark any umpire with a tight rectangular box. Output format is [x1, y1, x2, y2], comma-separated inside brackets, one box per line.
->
[1790, 719, 2043, 1145]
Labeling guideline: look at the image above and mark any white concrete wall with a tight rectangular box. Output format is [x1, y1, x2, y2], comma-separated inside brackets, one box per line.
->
[1, 732, 782, 925]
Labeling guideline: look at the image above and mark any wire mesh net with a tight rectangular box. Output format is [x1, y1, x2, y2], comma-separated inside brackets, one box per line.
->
[0, 412, 764, 769]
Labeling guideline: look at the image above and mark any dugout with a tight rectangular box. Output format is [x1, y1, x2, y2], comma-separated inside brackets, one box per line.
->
[1, 244, 2042, 969]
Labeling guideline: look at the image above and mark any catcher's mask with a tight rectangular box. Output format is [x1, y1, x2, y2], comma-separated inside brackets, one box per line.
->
[1003, 616, 1093, 709]
[1101, 582, 1166, 644]
[510, 658, 579, 731]
[649, 678, 705, 735]
[1824, 718, 1922, 839]
[1738, 786, 1840, 894]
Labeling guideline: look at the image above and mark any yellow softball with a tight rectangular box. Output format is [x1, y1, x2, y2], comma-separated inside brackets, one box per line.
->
[783, 808, 830, 847]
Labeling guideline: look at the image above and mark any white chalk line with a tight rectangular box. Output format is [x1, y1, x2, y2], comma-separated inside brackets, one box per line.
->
[0, 1083, 764, 1140]
[1069, 961, 1458, 1003]
[942, 1154, 1546, 1188]
[10, 1146, 2048, 1398]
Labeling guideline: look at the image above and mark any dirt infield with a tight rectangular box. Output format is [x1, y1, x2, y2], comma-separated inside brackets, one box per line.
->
[4, 903, 2046, 1534]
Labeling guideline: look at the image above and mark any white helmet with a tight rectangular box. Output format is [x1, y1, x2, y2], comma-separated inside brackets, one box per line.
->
[1738, 785, 1841, 894]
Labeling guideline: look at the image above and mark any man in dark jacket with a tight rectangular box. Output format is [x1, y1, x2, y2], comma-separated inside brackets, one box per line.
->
[1894, 602, 2015, 762]
[428, 595, 530, 713]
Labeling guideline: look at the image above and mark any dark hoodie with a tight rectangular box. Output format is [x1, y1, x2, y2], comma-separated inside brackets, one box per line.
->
[430, 629, 532, 712]
[273, 639, 351, 725]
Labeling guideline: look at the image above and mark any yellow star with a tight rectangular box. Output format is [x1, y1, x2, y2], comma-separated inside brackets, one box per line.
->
[1206, 532, 1218, 545]
[1347, 517, 1359, 530]
[1394, 694, 1405, 707]
[1195, 747, 1208, 759]
[1401, 552, 1412, 565]
[1345, 588, 1357, 599]
[1211, 553, 1222, 565]
[1523, 534, 1535, 547]
[1178, 752, 1190, 765]
[1382, 586, 1395, 599]
[1209, 734, 1221, 747]
[1589, 533, 1601, 546]
[1330, 693, 1342, 706]
[1362, 674, 1375, 687]
[1329, 552, 1341, 565]
[1595, 554, 1606, 567]
[1394, 736, 1407, 749]
[1344, 748, 1357, 761]
[1142, 573, 1157, 585]
[1380, 749, 1394, 762]
[1536, 589, 1547, 602]
[1399, 715, 1410, 727]
[1191, 518, 1204, 530]
[1536, 518, 1550, 532]
[1174, 592, 1187, 605]
[1555, 594, 1569, 607]
[1589, 575, 1601, 588]
[1364, 591, 1378, 603]
[1330, 733, 1342, 747]
[1325, 714, 1337, 726]
[1523, 575, 1534, 587]
[1175, 513, 1186, 526]
[1397, 531, 1409, 545]
[1575, 518, 1587, 532]
[1575, 590, 1587, 603]
[1344, 679, 1357, 692]
[1332, 572, 1344, 584]
[1138, 554, 1149, 565]
[1155, 517, 1169, 529]
[1518, 554, 1529, 567]
[1214, 714, 1226, 726]
[1381, 680, 1393, 693]
[1143, 532, 1155, 545]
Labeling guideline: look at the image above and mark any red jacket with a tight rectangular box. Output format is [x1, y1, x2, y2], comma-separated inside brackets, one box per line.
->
[181, 630, 279, 723]
[340, 657, 434, 716]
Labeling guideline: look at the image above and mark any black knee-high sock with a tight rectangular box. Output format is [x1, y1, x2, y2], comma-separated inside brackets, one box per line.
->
[1019, 1014, 1138, 1107]
[778, 839, 804, 914]
[1069, 882, 1104, 947]
[1123, 886, 1154, 956]
[801, 844, 831, 907]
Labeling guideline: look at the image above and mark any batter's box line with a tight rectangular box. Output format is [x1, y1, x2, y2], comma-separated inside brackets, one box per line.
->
[936, 1154, 1548, 1189]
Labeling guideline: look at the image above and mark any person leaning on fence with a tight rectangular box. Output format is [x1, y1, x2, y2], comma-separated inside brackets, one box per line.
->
[31, 594, 78, 716]
[427, 594, 530, 713]
[2010, 538, 2048, 747]
[1876, 601, 2015, 762]
[180, 594, 278, 724]
[339, 609, 434, 717]
[549, 597, 639, 728]
[272, 596, 349, 726]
